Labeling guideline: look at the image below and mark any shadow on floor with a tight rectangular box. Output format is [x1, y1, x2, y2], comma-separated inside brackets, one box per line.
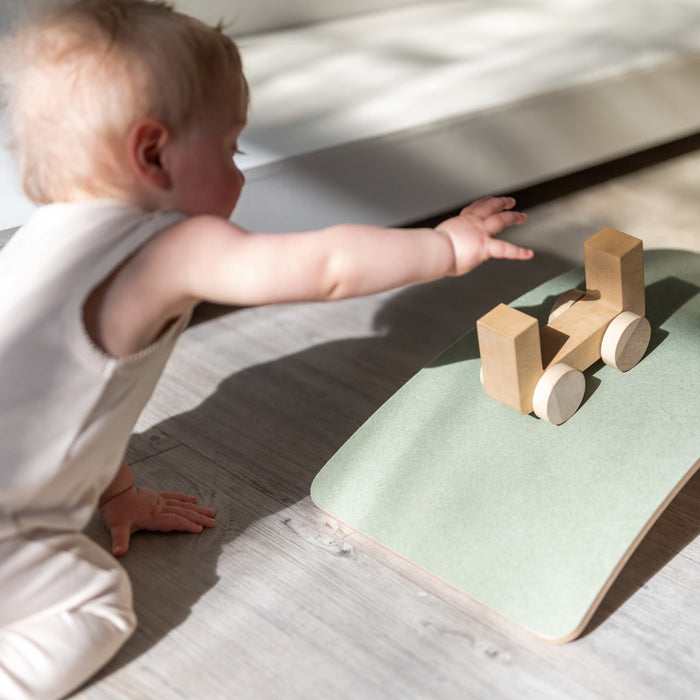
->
[86, 249, 577, 679]
[585, 460, 700, 636]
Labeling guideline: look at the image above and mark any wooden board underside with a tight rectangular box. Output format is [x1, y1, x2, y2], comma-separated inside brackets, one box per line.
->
[311, 250, 700, 642]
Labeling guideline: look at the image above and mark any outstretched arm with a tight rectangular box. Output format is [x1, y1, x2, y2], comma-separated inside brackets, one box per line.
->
[170, 195, 531, 307]
[91, 196, 531, 357]
[98, 458, 216, 557]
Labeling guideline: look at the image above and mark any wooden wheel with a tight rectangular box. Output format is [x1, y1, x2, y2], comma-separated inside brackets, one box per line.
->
[532, 363, 585, 425]
[601, 311, 651, 371]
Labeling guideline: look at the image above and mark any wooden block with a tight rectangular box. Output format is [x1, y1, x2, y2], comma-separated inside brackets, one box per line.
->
[477, 304, 542, 414]
[584, 227, 645, 315]
[544, 298, 618, 371]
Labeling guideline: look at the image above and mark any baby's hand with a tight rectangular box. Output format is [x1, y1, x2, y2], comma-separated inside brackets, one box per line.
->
[99, 486, 216, 556]
[436, 196, 532, 275]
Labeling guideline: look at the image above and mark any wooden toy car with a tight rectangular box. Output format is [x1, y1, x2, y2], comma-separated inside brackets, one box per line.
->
[476, 227, 651, 424]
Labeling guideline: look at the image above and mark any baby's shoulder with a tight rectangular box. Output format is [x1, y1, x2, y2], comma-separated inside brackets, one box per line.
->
[134, 214, 247, 270]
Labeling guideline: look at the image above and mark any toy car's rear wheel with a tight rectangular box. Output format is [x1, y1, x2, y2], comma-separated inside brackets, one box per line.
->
[601, 311, 651, 371]
[548, 288, 585, 323]
[532, 362, 585, 425]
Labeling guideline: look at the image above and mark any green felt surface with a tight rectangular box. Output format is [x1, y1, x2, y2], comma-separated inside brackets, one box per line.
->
[311, 250, 700, 641]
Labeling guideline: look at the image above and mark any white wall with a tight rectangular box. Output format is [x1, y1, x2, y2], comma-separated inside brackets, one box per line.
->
[0, 0, 59, 32]
[173, 0, 423, 35]
[0, 1, 423, 35]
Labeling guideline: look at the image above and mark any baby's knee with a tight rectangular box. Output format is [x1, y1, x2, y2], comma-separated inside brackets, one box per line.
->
[86, 558, 137, 639]
[0, 534, 137, 699]
[64, 534, 137, 642]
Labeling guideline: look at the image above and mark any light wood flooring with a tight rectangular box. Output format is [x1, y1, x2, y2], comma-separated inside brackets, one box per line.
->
[76, 138, 700, 699]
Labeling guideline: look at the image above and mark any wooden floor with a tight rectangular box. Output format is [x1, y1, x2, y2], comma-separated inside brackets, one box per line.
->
[77, 140, 700, 699]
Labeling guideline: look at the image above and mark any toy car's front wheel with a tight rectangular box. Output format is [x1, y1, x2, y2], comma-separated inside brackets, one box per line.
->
[601, 311, 651, 371]
[532, 363, 586, 425]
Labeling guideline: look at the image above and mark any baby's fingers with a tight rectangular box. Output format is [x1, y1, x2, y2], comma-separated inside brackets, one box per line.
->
[149, 512, 205, 533]
[164, 503, 216, 528]
[163, 497, 216, 519]
[159, 491, 198, 503]
[109, 523, 132, 557]
[149, 508, 215, 534]
[462, 195, 517, 217]
[486, 237, 534, 261]
[484, 209, 528, 235]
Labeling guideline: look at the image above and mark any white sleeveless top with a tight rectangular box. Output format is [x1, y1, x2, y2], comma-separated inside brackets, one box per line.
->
[0, 200, 190, 537]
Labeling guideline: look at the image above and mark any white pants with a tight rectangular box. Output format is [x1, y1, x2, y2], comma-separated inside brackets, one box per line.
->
[0, 531, 136, 700]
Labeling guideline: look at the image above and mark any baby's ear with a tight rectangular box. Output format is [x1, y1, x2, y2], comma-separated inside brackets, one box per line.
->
[127, 118, 172, 189]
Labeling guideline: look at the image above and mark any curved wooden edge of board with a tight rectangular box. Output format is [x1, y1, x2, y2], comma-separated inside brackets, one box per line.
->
[550, 456, 700, 644]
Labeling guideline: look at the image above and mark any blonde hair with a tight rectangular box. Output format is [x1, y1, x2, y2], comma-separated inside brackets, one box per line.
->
[0, 0, 247, 203]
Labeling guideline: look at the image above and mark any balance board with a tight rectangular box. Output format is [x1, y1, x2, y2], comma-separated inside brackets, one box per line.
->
[311, 249, 700, 642]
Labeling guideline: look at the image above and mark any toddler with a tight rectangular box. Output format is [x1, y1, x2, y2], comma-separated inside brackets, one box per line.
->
[0, 1, 532, 698]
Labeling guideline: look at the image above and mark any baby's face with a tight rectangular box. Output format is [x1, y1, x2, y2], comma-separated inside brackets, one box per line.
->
[164, 90, 247, 219]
